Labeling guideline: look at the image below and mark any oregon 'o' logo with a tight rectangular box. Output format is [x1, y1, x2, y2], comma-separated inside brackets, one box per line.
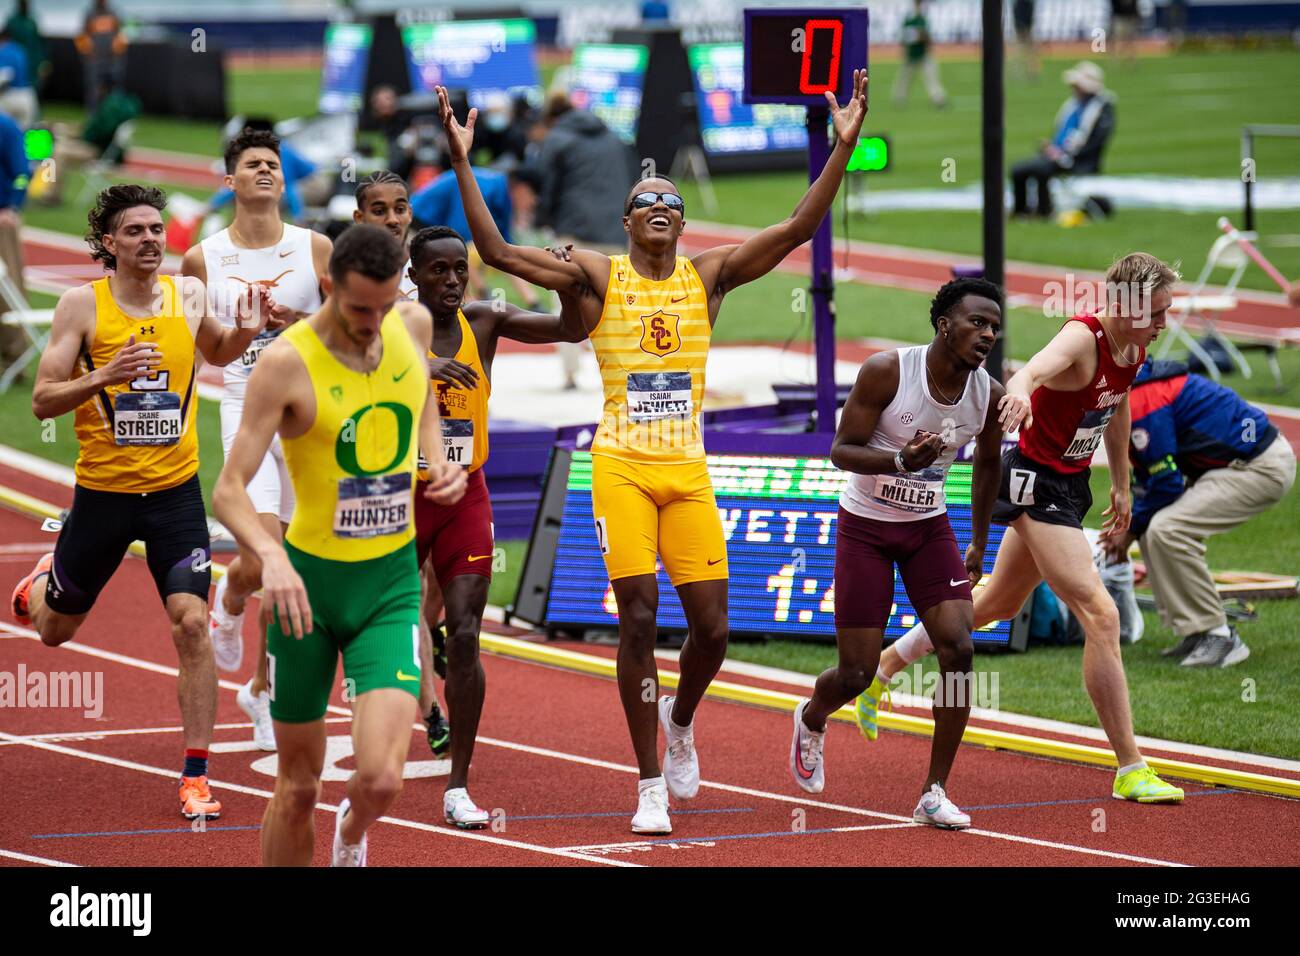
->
[335, 402, 414, 475]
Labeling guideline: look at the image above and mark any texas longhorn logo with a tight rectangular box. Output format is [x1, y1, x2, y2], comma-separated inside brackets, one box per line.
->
[638, 309, 681, 358]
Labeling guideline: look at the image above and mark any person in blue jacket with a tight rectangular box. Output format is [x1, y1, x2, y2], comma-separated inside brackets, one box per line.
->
[1102, 358, 1296, 667]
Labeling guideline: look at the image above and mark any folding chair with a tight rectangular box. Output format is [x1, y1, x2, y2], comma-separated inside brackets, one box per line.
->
[73, 120, 136, 208]
[1158, 229, 1262, 383]
[0, 258, 57, 393]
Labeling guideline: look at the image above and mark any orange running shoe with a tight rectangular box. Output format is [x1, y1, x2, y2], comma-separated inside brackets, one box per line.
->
[11, 552, 53, 625]
[179, 775, 222, 820]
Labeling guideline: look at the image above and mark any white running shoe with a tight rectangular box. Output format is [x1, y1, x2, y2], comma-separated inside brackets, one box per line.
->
[913, 783, 971, 830]
[444, 788, 490, 830]
[237, 679, 276, 751]
[332, 798, 367, 867]
[209, 574, 244, 673]
[630, 778, 671, 835]
[790, 699, 826, 794]
[658, 695, 699, 799]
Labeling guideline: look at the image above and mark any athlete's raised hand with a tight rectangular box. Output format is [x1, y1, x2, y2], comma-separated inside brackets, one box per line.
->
[1100, 485, 1132, 537]
[423, 458, 467, 506]
[259, 545, 313, 639]
[435, 85, 476, 163]
[997, 391, 1033, 432]
[900, 430, 945, 471]
[428, 356, 478, 390]
[99, 334, 162, 386]
[828, 69, 869, 147]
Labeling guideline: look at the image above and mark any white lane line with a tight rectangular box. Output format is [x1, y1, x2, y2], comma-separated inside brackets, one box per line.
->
[0, 730, 636, 868]
[0, 622, 1190, 867]
[641, 648, 1300, 776]
[562, 821, 917, 853]
[0, 848, 80, 867]
[0, 718, 351, 746]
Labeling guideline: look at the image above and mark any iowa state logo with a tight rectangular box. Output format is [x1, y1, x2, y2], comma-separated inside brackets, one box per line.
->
[638, 309, 681, 358]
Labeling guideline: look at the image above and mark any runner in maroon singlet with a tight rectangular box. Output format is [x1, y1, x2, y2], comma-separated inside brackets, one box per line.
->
[876, 252, 1186, 804]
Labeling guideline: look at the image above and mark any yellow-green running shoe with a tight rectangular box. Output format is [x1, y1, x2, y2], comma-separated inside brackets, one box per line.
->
[854, 675, 890, 742]
[1113, 766, 1184, 803]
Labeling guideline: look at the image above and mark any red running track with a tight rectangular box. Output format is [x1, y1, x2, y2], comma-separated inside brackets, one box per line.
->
[1, 484, 1297, 867]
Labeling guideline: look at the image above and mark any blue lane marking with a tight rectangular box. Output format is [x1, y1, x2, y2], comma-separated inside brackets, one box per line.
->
[33, 824, 261, 839]
[511, 808, 755, 822]
[963, 788, 1237, 812]
[619, 823, 908, 847]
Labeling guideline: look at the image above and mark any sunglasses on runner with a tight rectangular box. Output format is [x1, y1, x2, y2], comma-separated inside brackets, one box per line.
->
[626, 192, 685, 215]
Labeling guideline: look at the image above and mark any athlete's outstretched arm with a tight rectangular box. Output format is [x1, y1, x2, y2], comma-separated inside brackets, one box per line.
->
[31, 285, 160, 420]
[493, 296, 590, 344]
[694, 70, 868, 297]
[998, 321, 1095, 431]
[434, 85, 602, 297]
[967, 380, 1006, 585]
[831, 351, 944, 475]
[191, 276, 271, 367]
[1100, 392, 1133, 538]
[213, 347, 312, 637]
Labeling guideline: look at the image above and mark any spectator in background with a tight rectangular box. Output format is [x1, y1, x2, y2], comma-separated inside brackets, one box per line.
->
[76, 0, 126, 111]
[1013, 0, 1039, 80]
[369, 85, 415, 182]
[1110, 0, 1141, 65]
[0, 26, 35, 128]
[533, 92, 634, 387]
[411, 163, 540, 305]
[0, 110, 30, 367]
[893, 0, 947, 109]
[1103, 358, 1296, 667]
[43, 78, 139, 205]
[1010, 61, 1115, 219]
[4, 1, 47, 93]
[640, 1, 671, 23]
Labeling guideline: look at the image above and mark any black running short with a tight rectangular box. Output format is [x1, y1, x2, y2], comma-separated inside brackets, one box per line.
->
[991, 447, 1093, 530]
[45, 474, 212, 615]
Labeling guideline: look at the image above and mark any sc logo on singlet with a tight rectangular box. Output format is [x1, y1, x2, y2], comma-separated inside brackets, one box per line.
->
[638, 310, 681, 358]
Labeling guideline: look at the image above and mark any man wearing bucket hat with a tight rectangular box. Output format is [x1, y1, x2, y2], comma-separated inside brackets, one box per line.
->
[1010, 61, 1115, 219]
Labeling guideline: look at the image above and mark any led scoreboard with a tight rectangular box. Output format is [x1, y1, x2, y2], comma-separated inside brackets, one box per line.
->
[319, 22, 372, 114]
[743, 8, 869, 106]
[526, 452, 1024, 649]
[402, 18, 540, 109]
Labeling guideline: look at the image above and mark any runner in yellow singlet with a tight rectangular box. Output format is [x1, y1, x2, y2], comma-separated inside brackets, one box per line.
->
[436, 73, 869, 833]
[213, 223, 465, 867]
[12, 184, 271, 823]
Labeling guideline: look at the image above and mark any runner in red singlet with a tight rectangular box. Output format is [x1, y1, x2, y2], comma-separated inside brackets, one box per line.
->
[865, 252, 1186, 804]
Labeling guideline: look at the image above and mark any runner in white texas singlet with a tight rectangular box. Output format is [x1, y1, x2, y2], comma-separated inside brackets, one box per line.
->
[182, 125, 332, 751]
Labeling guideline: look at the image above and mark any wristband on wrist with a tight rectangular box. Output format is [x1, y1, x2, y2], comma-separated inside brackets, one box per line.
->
[894, 450, 908, 472]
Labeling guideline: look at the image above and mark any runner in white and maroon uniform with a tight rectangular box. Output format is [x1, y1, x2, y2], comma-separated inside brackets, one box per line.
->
[789, 278, 1005, 830]
[873, 252, 1187, 806]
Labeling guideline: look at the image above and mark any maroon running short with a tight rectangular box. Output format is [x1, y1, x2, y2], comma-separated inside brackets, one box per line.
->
[833, 506, 973, 630]
[415, 467, 494, 586]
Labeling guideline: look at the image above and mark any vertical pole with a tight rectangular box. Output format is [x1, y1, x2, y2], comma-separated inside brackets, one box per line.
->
[807, 105, 837, 432]
[982, 0, 1007, 381]
[1242, 128, 1255, 232]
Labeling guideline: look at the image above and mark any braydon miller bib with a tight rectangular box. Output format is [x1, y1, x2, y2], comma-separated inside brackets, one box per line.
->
[870, 470, 946, 514]
[113, 391, 182, 446]
[333, 473, 411, 538]
[627, 371, 693, 422]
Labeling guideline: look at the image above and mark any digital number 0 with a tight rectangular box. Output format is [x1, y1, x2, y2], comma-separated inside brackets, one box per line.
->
[799, 18, 843, 95]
